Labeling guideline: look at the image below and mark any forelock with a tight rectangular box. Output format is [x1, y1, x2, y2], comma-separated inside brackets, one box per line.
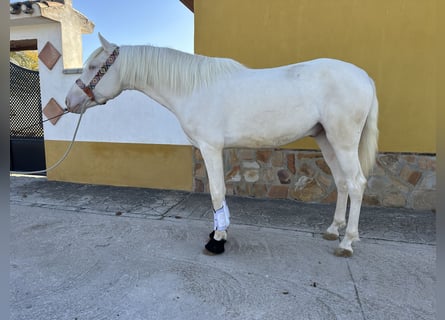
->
[83, 47, 105, 68]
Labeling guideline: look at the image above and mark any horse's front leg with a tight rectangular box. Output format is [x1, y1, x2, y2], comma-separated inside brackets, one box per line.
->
[199, 145, 230, 254]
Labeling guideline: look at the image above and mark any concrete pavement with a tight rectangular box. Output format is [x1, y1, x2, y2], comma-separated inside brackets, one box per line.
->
[10, 175, 436, 320]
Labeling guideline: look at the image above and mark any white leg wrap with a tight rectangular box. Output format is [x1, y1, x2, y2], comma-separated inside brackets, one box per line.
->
[213, 200, 230, 231]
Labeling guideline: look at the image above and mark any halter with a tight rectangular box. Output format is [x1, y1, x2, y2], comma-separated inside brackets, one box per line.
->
[76, 47, 120, 102]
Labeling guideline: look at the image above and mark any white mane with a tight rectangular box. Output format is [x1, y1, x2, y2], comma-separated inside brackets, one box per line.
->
[117, 45, 246, 96]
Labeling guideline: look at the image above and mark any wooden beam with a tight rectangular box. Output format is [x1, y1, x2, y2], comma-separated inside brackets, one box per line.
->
[10, 39, 37, 52]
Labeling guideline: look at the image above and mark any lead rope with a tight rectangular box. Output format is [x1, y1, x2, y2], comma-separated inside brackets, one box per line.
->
[10, 103, 86, 175]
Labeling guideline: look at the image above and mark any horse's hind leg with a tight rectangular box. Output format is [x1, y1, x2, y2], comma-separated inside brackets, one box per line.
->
[329, 145, 367, 257]
[199, 145, 230, 254]
[316, 119, 367, 256]
[315, 132, 348, 240]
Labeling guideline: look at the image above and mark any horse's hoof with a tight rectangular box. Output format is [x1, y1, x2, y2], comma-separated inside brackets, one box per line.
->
[334, 247, 353, 257]
[323, 232, 339, 241]
[204, 237, 226, 255]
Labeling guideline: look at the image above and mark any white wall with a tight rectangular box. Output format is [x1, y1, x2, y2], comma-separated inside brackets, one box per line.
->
[11, 22, 191, 146]
[46, 90, 191, 145]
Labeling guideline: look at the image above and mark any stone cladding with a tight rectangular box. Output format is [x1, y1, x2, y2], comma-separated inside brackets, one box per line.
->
[193, 148, 436, 210]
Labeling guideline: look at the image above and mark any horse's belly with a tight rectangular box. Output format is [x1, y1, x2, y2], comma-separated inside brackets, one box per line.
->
[222, 102, 320, 148]
[224, 132, 307, 148]
[223, 123, 318, 148]
[219, 81, 319, 148]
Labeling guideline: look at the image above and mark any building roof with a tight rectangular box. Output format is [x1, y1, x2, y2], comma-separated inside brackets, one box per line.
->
[179, 0, 194, 12]
[10, 1, 65, 16]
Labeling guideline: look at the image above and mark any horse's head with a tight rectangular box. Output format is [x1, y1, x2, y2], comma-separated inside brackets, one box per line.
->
[65, 34, 123, 113]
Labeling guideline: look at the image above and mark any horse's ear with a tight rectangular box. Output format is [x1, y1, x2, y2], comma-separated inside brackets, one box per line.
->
[98, 33, 116, 53]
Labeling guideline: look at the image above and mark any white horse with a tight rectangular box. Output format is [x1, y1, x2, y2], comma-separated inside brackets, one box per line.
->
[66, 34, 378, 257]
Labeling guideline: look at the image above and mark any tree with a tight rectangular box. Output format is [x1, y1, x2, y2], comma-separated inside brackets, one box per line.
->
[10, 51, 39, 71]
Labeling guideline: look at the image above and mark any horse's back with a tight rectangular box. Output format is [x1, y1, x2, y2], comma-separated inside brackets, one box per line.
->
[285, 58, 372, 88]
[220, 58, 374, 116]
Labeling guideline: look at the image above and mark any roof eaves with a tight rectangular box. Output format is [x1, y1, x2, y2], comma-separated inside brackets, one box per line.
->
[179, 0, 194, 13]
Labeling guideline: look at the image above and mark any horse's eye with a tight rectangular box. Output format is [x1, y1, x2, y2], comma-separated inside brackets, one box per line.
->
[89, 65, 97, 71]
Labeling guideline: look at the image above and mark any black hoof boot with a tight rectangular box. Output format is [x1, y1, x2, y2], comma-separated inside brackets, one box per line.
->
[205, 237, 226, 255]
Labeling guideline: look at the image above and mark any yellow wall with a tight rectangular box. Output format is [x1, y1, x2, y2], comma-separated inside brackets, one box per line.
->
[194, 0, 438, 153]
[45, 141, 193, 191]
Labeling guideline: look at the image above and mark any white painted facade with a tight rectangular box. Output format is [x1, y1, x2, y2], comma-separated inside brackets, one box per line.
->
[47, 90, 190, 145]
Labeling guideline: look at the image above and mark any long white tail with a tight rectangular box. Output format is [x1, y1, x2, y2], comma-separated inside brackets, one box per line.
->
[359, 78, 379, 177]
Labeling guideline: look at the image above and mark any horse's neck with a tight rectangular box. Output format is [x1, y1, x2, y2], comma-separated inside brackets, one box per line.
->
[117, 46, 179, 109]
[118, 45, 244, 111]
[137, 85, 179, 111]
